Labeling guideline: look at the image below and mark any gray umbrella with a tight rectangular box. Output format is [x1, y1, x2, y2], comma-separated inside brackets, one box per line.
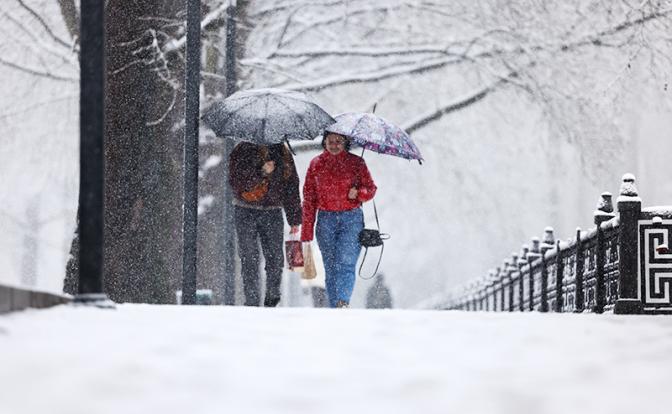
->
[201, 88, 335, 144]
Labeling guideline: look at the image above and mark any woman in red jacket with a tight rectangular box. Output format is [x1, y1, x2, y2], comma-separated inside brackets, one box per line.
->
[301, 132, 377, 308]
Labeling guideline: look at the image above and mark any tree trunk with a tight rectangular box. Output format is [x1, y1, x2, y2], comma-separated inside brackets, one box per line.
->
[57, 0, 79, 41]
[104, 0, 185, 303]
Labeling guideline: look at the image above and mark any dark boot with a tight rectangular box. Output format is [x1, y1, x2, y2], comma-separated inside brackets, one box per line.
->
[264, 296, 280, 307]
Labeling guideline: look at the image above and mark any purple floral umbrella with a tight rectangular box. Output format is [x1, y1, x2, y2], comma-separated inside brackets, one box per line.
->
[325, 112, 423, 164]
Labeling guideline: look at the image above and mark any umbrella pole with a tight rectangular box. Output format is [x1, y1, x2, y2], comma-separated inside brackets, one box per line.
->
[285, 137, 296, 155]
[361, 147, 365, 158]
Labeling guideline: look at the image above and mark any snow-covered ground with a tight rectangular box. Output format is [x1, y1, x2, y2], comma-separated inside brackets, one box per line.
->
[1, 306, 671, 414]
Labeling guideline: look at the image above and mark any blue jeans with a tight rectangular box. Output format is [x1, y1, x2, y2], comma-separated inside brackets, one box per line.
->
[316, 208, 364, 307]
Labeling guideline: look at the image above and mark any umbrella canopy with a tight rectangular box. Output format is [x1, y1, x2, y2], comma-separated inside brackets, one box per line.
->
[202, 88, 335, 144]
[325, 112, 423, 163]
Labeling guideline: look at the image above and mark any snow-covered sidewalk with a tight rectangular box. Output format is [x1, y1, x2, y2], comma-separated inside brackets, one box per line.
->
[1, 305, 671, 414]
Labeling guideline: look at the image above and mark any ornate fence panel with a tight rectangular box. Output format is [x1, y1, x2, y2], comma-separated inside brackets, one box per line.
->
[559, 241, 577, 312]
[530, 260, 543, 311]
[582, 232, 598, 312]
[638, 211, 672, 312]
[603, 223, 620, 309]
[546, 251, 559, 312]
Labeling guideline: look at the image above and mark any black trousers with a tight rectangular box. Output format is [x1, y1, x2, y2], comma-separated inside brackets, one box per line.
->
[234, 206, 284, 306]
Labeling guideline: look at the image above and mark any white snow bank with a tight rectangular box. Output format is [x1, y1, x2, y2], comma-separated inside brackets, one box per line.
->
[1, 306, 671, 414]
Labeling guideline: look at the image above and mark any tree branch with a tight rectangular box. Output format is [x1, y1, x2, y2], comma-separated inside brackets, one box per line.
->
[280, 5, 406, 47]
[270, 45, 455, 59]
[281, 56, 461, 92]
[249, 0, 373, 19]
[15, 0, 70, 49]
[0, 94, 77, 120]
[402, 85, 494, 134]
[0, 56, 77, 82]
[163, 3, 231, 54]
[1, 11, 75, 65]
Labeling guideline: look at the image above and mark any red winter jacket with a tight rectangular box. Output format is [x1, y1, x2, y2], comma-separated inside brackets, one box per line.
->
[301, 150, 377, 241]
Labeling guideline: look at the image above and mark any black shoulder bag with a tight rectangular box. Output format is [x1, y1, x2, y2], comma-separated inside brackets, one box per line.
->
[358, 200, 390, 279]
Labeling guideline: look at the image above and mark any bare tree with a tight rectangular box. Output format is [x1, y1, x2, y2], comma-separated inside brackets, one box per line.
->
[240, 0, 672, 153]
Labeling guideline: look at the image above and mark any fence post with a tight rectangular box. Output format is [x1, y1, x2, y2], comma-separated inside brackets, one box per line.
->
[528, 238, 541, 311]
[574, 228, 585, 313]
[614, 174, 643, 314]
[518, 245, 529, 311]
[479, 278, 487, 310]
[508, 254, 518, 312]
[555, 240, 564, 312]
[500, 262, 509, 311]
[593, 192, 615, 313]
[540, 228, 554, 312]
[489, 269, 498, 312]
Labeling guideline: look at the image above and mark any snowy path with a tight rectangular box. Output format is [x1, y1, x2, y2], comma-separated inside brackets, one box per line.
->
[1, 305, 672, 414]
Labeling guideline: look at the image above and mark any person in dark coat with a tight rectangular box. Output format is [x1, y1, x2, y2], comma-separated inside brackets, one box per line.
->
[366, 274, 393, 309]
[229, 142, 302, 307]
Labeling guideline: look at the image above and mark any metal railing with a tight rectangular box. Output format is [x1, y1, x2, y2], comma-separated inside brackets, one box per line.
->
[441, 174, 672, 315]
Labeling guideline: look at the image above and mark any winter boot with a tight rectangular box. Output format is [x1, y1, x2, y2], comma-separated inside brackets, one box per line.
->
[264, 296, 280, 307]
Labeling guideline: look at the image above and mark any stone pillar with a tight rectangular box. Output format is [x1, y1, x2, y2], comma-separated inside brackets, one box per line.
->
[509, 254, 518, 312]
[574, 228, 585, 313]
[614, 174, 643, 314]
[518, 245, 529, 311]
[500, 261, 509, 312]
[489, 269, 498, 312]
[540, 228, 554, 312]
[554, 240, 564, 312]
[528, 238, 541, 311]
[594, 192, 616, 313]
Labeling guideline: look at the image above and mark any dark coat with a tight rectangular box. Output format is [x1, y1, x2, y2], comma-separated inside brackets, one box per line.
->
[229, 142, 302, 226]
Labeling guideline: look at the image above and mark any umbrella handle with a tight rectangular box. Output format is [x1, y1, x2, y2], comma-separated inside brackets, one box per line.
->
[284, 137, 296, 155]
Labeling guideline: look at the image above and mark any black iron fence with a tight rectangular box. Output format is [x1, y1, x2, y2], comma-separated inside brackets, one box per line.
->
[443, 174, 672, 315]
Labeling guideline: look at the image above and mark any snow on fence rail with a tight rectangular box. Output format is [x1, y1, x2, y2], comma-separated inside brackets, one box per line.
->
[440, 174, 672, 315]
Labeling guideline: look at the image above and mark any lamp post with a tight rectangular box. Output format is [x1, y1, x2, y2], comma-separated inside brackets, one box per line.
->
[181, 0, 202, 305]
[76, 1, 112, 307]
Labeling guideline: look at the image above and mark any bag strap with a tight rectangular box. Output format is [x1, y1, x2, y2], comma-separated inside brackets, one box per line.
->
[372, 199, 380, 231]
[361, 198, 381, 230]
[358, 244, 384, 280]
[359, 199, 388, 280]
[354, 158, 379, 231]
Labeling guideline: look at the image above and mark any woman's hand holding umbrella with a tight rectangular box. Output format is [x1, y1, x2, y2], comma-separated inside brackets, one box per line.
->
[261, 160, 275, 175]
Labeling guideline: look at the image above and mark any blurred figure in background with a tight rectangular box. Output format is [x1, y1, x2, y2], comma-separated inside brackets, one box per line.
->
[366, 274, 393, 309]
